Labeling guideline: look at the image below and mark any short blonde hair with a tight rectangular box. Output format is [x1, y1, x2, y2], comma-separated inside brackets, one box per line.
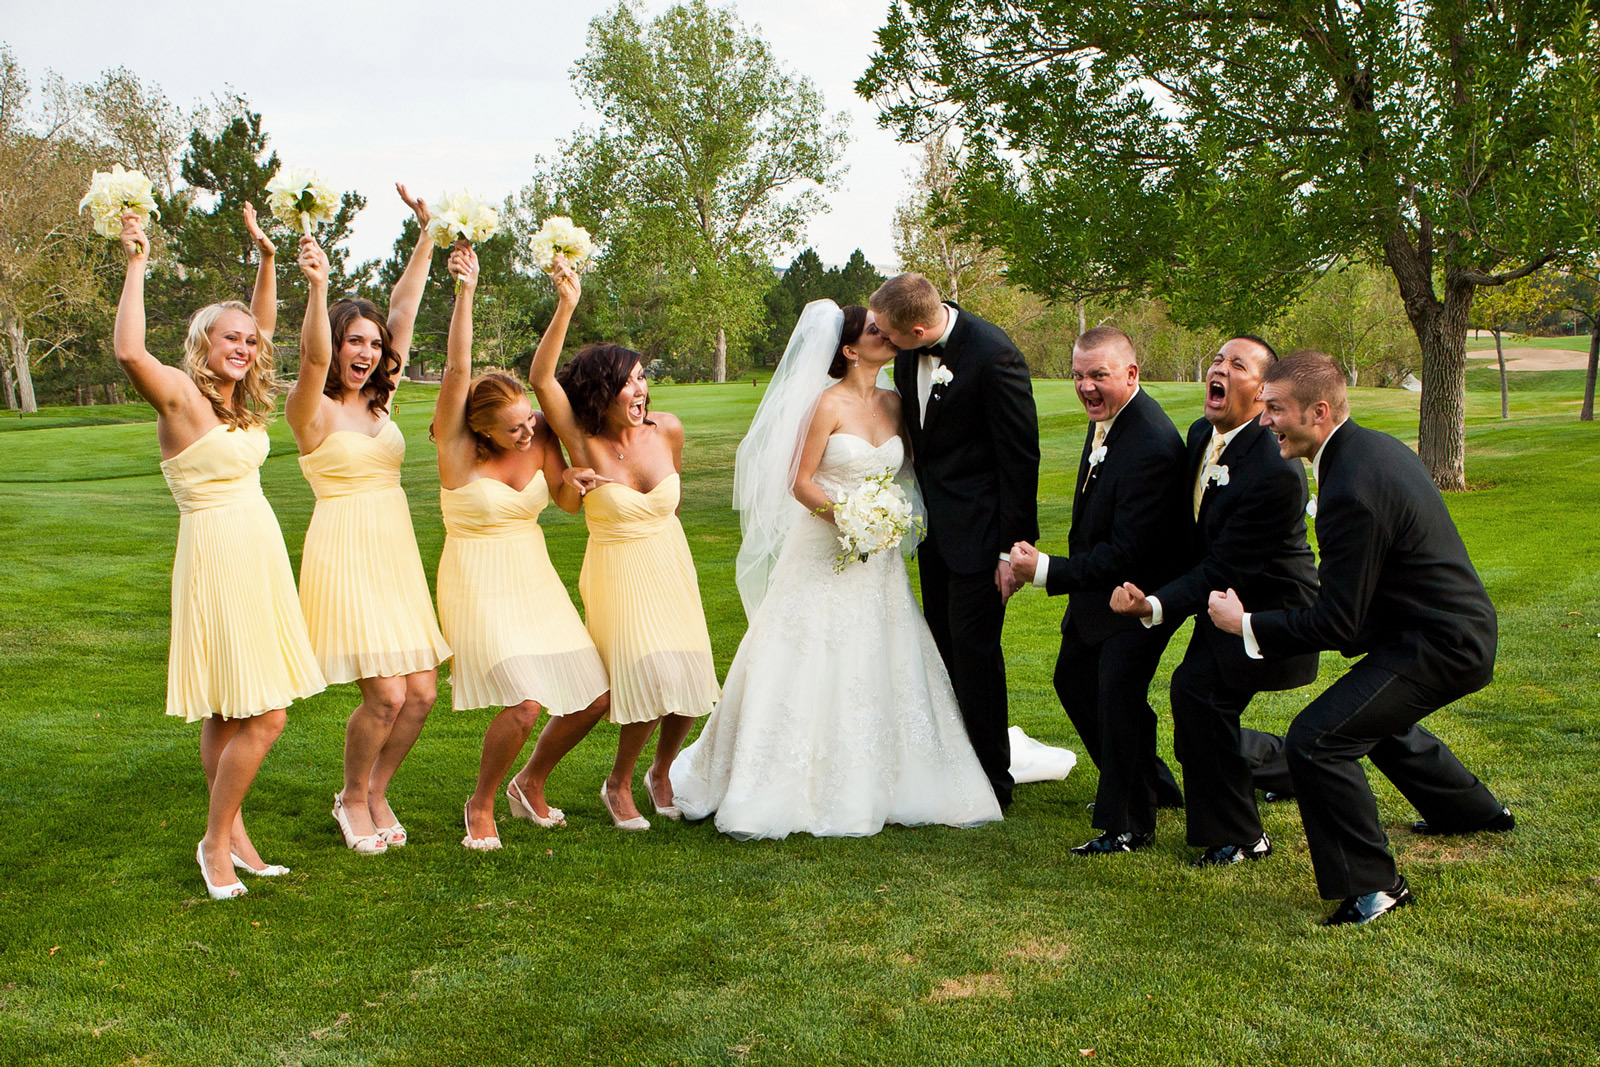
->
[182, 301, 280, 430]
[869, 273, 943, 335]
[1263, 350, 1350, 420]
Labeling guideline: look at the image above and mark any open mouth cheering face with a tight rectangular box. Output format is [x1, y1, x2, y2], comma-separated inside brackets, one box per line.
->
[337, 316, 385, 394]
[1204, 339, 1269, 431]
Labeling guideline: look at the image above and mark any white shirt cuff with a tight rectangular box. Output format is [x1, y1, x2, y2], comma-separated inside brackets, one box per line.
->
[1143, 596, 1163, 629]
[1241, 612, 1264, 660]
[1033, 553, 1050, 587]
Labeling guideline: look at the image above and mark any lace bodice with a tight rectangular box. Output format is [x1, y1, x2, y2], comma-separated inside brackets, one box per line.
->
[813, 434, 905, 500]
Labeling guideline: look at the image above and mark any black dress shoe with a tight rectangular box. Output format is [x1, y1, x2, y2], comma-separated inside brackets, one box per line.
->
[1322, 876, 1414, 926]
[1262, 790, 1295, 803]
[1410, 806, 1514, 836]
[1192, 834, 1272, 867]
[1071, 830, 1153, 856]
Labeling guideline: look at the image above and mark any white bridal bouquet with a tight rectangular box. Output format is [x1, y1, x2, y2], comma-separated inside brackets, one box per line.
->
[528, 215, 595, 274]
[266, 167, 339, 236]
[427, 191, 501, 247]
[830, 470, 921, 572]
[79, 165, 159, 238]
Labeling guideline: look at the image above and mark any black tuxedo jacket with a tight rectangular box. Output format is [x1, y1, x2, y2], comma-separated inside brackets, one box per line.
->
[1152, 417, 1319, 691]
[1250, 421, 1497, 693]
[894, 304, 1040, 575]
[1042, 387, 1190, 645]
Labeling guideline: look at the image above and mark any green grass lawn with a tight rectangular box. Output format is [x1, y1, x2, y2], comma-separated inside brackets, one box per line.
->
[1, 378, 1597, 1066]
[1465, 333, 1595, 352]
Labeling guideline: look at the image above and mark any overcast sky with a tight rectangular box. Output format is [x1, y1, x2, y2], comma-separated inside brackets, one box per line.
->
[4, 0, 918, 270]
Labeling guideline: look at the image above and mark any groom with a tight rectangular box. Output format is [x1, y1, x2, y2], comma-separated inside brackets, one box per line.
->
[872, 274, 1040, 809]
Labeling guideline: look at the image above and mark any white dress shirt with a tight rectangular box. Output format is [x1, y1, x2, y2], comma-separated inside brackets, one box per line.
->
[1030, 386, 1141, 588]
[916, 304, 960, 420]
[1141, 418, 1250, 628]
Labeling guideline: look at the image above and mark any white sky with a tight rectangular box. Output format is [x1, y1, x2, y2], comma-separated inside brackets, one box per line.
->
[3, 0, 917, 270]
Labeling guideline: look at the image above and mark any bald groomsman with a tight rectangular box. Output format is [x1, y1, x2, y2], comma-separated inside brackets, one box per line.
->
[1011, 327, 1189, 855]
[1109, 336, 1318, 866]
[1209, 351, 1512, 925]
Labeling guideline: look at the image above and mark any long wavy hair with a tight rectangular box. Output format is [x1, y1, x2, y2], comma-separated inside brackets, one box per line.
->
[182, 301, 280, 430]
[429, 371, 528, 463]
[555, 342, 649, 436]
[324, 298, 400, 415]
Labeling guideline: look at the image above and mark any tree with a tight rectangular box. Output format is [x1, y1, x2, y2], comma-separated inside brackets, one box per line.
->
[555, 0, 848, 380]
[1564, 261, 1600, 421]
[1278, 261, 1419, 389]
[756, 247, 885, 366]
[1469, 269, 1566, 418]
[862, 0, 1600, 489]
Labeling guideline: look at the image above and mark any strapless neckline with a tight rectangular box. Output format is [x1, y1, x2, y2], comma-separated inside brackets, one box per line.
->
[593, 472, 680, 496]
[161, 423, 234, 466]
[445, 470, 547, 496]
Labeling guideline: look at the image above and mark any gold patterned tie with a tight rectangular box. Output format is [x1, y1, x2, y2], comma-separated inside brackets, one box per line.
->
[1193, 432, 1226, 519]
[1083, 422, 1108, 491]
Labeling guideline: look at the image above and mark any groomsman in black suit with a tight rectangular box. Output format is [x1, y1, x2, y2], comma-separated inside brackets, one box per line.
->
[1210, 351, 1512, 925]
[1010, 327, 1189, 854]
[1108, 336, 1319, 865]
[874, 274, 1040, 808]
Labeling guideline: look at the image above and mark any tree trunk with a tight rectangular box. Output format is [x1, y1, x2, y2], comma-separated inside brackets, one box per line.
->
[1494, 328, 1509, 419]
[1385, 235, 1472, 491]
[2, 357, 15, 411]
[4, 316, 38, 415]
[1077, 298, 1086, 336]
[1582, 322, 1598, 422]
[714, 326, 727, 383]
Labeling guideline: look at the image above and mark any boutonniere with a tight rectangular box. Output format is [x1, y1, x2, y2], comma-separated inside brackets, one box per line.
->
[1203, 463, 1230, 488]
[930, 363, 953, 398]
[1088, 444, 1108, 470]
[1306, 495, 1318, 519]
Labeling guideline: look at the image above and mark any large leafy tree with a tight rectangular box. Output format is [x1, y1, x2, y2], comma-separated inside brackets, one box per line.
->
[757, 247, 885, 365]
[862, 0, 1600, 489]
[555, 0, 848, 381]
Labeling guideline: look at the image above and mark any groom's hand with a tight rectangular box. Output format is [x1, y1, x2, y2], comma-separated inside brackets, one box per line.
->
[994, 559, 1020, 603]
[1009, 541, 1039, 584]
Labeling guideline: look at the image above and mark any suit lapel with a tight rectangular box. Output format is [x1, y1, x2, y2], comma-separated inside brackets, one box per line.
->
[894, 350, 921, 447]
[1068, 422, 1097, 539]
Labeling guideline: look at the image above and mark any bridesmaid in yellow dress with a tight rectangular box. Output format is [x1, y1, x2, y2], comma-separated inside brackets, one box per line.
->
[113, 209, 325, 901]
[432, 245, 611, 849]
[529, 257, 721, 831]
[286, 187, 451, 855]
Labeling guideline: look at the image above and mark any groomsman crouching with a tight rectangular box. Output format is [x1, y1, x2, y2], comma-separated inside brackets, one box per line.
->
[1208, 351, 1514, 926]
[1010, 327, 1189, 855]
[1107, 336, 1319, 867]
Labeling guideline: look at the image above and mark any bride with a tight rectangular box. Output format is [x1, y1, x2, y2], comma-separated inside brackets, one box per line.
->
[669, 300, 1003, 839]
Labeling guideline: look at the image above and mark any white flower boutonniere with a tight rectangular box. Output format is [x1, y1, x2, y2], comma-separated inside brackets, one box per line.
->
[1306, 495, 1318, 519]
[930, 364, 953, 398]
[1204, 463, 1230, 488]
[1088, 445, 1108, 468]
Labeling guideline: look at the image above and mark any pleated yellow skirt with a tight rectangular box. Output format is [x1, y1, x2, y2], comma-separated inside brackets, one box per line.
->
[162, 425, 326, 722]
[580, 474, 720, 724]
[298, 425, 451, 683]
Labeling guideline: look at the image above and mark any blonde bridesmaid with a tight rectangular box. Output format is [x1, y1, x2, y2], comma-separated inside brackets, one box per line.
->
[432, 245, 610, 849]
[529, 257, 720, 831]
[114, 208, 325, 900]
[286, 187, 451, 855]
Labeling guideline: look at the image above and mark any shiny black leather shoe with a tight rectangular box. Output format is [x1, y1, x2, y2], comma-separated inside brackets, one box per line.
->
[1321, 876, 1414, 926]
[1071, 830, 1153, 856]
[1262, 790, 1295, 803]
[1410, 806, 1514, 836]
[1192, 834, 1272, 867]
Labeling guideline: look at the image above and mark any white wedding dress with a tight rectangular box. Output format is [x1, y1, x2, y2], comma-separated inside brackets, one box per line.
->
[670, 433, 1004, 839]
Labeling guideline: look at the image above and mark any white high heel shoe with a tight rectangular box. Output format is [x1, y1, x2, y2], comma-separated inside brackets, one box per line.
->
[196, 842, 247, 900]
[642, 771, 682, 821]
[461, 800, 503, 851]
[333, 792, 386, 855]
[600, 782, 649, 831]
[507, 778, 565, 828]
[231, 852, 290, 876]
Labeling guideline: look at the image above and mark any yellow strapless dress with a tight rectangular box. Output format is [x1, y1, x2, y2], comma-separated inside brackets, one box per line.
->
[161, 424, 326, 722]
[580, 473, 720, 724]
[298, 421, 451, 683]
[436, 471, 609, 713]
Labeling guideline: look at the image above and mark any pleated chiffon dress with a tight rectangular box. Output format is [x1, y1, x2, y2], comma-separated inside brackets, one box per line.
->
[579, 473, 720, 724]
[297, 422, 451, 684]
[161, 424, 326, 722]
[435, 471, 609, 713]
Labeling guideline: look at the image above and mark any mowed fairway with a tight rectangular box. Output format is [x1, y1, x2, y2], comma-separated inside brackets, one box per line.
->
[1, 373, 1596, 1066]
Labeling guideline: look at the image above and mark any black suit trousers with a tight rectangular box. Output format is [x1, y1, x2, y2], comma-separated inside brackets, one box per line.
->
[1053, 622, 1176, 835]
[1170, 632, 1267, 847]
[1286, 660, 1503, 898]
[919, 544, 1013, 806]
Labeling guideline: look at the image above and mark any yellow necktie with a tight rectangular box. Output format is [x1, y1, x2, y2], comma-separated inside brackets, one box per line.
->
[1083, 423, 1108, 490]
[1193, 432, 1226, 519]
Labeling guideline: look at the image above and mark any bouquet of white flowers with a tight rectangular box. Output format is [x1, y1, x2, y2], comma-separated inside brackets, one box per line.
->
[79, 165, 159, 239]
[830, 470, 921, 572]
[427, 191, 501, 248]
[528, 215, 595, 274]
[265, 166, 339, 236]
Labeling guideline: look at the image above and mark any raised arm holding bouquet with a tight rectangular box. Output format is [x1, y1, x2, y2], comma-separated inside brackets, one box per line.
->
[265, 165, 339, 237]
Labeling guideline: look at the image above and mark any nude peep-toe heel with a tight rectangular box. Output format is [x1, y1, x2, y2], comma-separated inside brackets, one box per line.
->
[601, 782, 650, 832]
[507, 777, 565, 828]
[333, 792, 387, 855]
[197, 842, 247, 900]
